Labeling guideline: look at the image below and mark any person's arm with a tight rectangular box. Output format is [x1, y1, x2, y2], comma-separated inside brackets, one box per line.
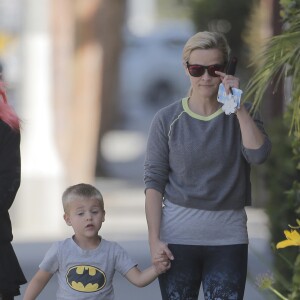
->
[236, 105, 265, 149]
[125, 263, 169, 287]
[215, 70, 267, 151]
[23, 269, 53, 300]
[145, 188, 174, 269]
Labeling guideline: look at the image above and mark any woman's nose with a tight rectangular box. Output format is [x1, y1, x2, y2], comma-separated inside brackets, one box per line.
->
[201, 69, 211, 78]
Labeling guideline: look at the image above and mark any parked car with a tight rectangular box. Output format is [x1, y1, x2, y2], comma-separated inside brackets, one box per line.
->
[119, 22, 195, 112]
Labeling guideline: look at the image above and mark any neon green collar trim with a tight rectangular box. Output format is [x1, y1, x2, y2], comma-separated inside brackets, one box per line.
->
[182, 97, 223, 121]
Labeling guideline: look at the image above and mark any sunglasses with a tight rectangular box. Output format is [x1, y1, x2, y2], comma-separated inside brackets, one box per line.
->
[186, 62, 225, 77]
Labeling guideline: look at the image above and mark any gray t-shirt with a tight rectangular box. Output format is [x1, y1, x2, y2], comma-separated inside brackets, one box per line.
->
[39, 237, 137, 300]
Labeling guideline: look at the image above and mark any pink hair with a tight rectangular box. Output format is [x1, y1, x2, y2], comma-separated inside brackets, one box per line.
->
[0, 81, 20, 131]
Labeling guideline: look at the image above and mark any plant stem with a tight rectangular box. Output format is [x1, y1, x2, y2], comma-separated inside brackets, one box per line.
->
[269, 286, 288, 300]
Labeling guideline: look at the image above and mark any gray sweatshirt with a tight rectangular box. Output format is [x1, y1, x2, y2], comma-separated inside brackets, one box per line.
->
[144, 97, 271, 211]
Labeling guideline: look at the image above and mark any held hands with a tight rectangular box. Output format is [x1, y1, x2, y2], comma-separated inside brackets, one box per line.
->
[150, 239, 174, 274]
[153, 250, 171, 274]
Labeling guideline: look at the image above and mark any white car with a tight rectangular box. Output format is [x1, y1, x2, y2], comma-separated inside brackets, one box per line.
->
[119, 22, 195, 112]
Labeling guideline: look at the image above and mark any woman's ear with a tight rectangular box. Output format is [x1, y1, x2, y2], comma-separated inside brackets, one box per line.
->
[64, 213, 71, 226]
[183, 61, 189, 76]
[185, 68, 190, 77]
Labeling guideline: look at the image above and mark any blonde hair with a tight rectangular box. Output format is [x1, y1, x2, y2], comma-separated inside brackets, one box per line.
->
[182, 31, 230, 64]
[182, 31, 231, 97]
[62, 183, 104, 212]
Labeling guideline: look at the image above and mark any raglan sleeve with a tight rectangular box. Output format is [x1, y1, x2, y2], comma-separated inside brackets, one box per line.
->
[241, 103, 272, 164]
[144, 111, 170, 195]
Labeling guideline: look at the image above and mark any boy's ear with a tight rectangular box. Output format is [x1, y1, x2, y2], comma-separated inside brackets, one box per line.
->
[64, 213, 71, 226]
[102, 210, 106, 222]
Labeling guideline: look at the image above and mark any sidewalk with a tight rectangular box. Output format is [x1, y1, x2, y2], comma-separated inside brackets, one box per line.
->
[13, 178, 274, 299]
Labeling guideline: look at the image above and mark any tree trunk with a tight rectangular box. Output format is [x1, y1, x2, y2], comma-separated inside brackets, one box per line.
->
[51, 0, 126, 183]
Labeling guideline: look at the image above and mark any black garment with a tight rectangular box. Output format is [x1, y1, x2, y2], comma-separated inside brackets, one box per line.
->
[0, 294, 14, 300]
[0, 243, 26, 297]
[0, 120, 26, 296]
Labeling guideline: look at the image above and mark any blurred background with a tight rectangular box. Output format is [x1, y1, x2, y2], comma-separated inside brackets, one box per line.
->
[0, 0, 294, 299]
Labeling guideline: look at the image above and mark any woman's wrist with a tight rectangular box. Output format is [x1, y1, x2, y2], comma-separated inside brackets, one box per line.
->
[235, 103, 247, 118]
[148, 233, 160, 243]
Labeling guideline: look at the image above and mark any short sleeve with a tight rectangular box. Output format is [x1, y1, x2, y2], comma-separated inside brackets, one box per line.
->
[39, 242, 60, 274]
[113, 243, 137, 276]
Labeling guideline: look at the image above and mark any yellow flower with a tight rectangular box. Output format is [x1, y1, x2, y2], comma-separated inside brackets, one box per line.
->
[276, 229, 300, 249]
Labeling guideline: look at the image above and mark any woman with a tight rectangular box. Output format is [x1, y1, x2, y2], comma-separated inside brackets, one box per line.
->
[144, 31, 271, 300]
[0, 82, 27, 299]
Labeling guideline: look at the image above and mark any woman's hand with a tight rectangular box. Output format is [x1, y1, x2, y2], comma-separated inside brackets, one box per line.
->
[215, 71, 240, 95]
[150, 239, 174, 273]
[153, 252, 171, 274]
[145, 189, 173, 273]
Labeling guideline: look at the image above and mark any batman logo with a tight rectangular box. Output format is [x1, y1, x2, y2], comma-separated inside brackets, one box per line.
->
[66, 265, 106, 292]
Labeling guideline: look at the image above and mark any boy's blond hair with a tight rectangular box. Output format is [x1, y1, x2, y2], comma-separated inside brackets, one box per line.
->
[62, 183, 104, 213]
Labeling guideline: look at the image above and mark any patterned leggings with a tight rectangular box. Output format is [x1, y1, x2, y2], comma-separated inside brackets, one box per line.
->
[159, 244, 248, 300]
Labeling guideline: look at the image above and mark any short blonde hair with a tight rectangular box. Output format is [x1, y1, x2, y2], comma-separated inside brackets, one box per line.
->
[182, 31, 231, 96]
[182, 31, 230, 64]
[62, 183, 104, 213]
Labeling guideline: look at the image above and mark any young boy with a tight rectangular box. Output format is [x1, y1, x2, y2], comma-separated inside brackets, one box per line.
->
[23, 183, 170, 300]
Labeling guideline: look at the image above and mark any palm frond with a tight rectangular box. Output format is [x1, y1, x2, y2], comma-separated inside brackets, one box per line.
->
[244, 16, 300, 134]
